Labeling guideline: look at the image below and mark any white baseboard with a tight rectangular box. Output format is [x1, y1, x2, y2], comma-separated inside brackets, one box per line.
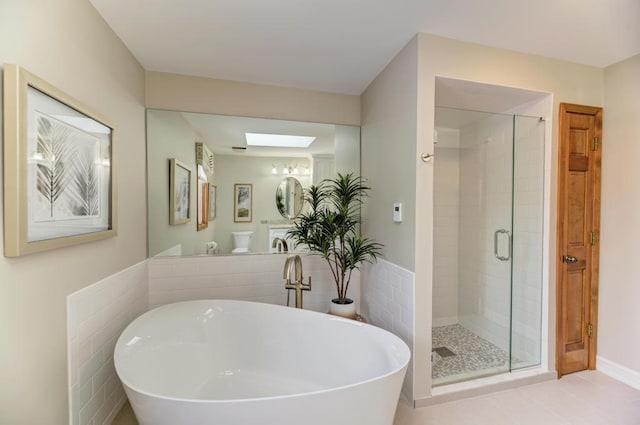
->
[597, 355, 640, 390]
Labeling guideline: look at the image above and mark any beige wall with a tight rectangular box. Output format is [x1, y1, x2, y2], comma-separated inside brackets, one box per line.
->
[147, 110, 218, 256]
[599, 54, 640, 374]
[0, 0, 146, 424]
[361, 36, 419, 271]
[362, 33, 605, 400]
[413, 33, 604, 398]
[146, 71, 361, 126]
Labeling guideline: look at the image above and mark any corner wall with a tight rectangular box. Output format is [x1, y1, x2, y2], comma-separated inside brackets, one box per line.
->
[415, 34, 606, 397]
[0, 1, 146, 424]
[598, 53, 640, 386]
[360, 36, 419, 272]
[413, 33, 604, 400]
[361, 33, 604, 401]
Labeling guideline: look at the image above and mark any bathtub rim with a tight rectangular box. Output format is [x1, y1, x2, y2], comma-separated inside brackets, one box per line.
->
[115, 299, 411, 405]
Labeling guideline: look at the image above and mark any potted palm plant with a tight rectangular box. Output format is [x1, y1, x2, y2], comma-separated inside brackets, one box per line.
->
[287, 173, 383, 318]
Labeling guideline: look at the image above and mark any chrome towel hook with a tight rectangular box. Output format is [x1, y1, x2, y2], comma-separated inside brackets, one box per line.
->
[421, 153, 434, 162]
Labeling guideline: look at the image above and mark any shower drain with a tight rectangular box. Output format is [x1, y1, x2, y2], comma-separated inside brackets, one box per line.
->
[432, 346, 456, 357]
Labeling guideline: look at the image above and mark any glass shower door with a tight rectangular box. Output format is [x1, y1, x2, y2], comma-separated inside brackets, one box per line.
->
[510, 115, 545, 370]
[433, 108, 515, 385]
[433, 108, 545, 386]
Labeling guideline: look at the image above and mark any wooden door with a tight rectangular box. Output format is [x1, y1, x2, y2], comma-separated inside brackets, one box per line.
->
[556, 103, 602, 377]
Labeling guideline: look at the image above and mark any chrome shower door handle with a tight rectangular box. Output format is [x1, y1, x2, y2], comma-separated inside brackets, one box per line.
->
[494, 229, 512, 261]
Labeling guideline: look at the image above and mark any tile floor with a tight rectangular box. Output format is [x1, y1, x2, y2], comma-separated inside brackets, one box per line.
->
[396, 371, 640, 425]
[114, 371, 640, 425]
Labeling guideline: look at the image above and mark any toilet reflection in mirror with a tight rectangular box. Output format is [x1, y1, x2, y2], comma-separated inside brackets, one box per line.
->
[231, 231, 253, 254]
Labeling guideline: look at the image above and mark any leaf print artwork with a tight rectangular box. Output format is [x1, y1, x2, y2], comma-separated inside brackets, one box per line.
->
[33, 113, 101, 221]
[9, 75, 114, 252]
[35, 115, 76, 217]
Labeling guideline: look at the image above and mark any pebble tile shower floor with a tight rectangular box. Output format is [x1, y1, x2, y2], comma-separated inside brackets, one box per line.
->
[432, 324, 512, 385]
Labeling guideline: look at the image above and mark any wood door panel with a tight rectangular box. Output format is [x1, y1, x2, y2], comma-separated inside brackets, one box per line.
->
[568, 156, 588, 171]
[556, 103, 602, 377]
[569, 128, 589, 156]
[565, 269, 586, 345]
[567, 172, 587, 246]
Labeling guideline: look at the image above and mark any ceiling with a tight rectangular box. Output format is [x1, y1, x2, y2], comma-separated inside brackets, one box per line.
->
[90, 0, 640, 95]
[180, 112, 337, 157]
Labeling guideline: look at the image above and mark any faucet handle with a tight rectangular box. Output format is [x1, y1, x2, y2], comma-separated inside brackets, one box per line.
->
[302, 276, 311, 291]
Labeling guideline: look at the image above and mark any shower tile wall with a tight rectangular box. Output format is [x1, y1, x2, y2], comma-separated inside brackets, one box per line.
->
[67, 261, 148, 425]
[361, 259, 415, 403]
[147, 254, 360, 313]
[433, 129, 460, 327]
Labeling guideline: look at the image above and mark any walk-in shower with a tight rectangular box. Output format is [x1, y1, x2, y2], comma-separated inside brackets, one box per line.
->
[432, 106, 545, 386]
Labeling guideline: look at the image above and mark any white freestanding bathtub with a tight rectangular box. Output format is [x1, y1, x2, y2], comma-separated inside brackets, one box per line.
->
[114, 300, 410, 425]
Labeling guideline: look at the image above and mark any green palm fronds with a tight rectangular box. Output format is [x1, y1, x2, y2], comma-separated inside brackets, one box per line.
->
[288, 173, 383, 303]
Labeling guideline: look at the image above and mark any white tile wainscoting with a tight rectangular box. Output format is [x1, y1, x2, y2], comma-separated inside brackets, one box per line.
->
[67, 252, 363, 425]
[361, 259, 416, 403]
[147, 253, 360, 312]
[67, 261, 148, 425]
[66, 254, 640, 425]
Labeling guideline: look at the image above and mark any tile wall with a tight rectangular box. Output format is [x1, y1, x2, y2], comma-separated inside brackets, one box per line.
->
[432, 129, 460, 327]
[67, 261, 148, 425]
[65, 252, 399, 425]
[361, 259, 415, 402]
[147, 253, 359, 313]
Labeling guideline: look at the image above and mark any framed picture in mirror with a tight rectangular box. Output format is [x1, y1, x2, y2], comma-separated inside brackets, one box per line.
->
[196, 166, 208, 231]
[234, 183, 252, 223]
[169, 159, 191, 225]
[208, 184, 216, 221]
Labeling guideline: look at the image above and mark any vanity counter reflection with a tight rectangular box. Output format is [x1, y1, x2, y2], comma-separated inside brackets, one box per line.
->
[147, 110, 360, 257]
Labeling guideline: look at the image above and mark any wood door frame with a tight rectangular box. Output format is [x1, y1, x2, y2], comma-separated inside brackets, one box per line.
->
[555, 102, 602, 377]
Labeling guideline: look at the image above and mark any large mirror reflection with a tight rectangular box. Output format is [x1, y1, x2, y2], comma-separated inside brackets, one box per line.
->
[147, 109, 360, 257]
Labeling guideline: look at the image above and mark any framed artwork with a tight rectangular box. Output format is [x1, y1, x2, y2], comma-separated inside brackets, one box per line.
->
[208, 184, 217, 220]
[3, 64, 116, 257]
[196, 164, 208, 231]
[234, 183, 252, 223]
[169, 159, 191, 225]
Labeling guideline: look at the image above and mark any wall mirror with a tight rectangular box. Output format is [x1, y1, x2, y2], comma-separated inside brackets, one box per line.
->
[276, 177, 304, 219]
[147, 109, 360, 257]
